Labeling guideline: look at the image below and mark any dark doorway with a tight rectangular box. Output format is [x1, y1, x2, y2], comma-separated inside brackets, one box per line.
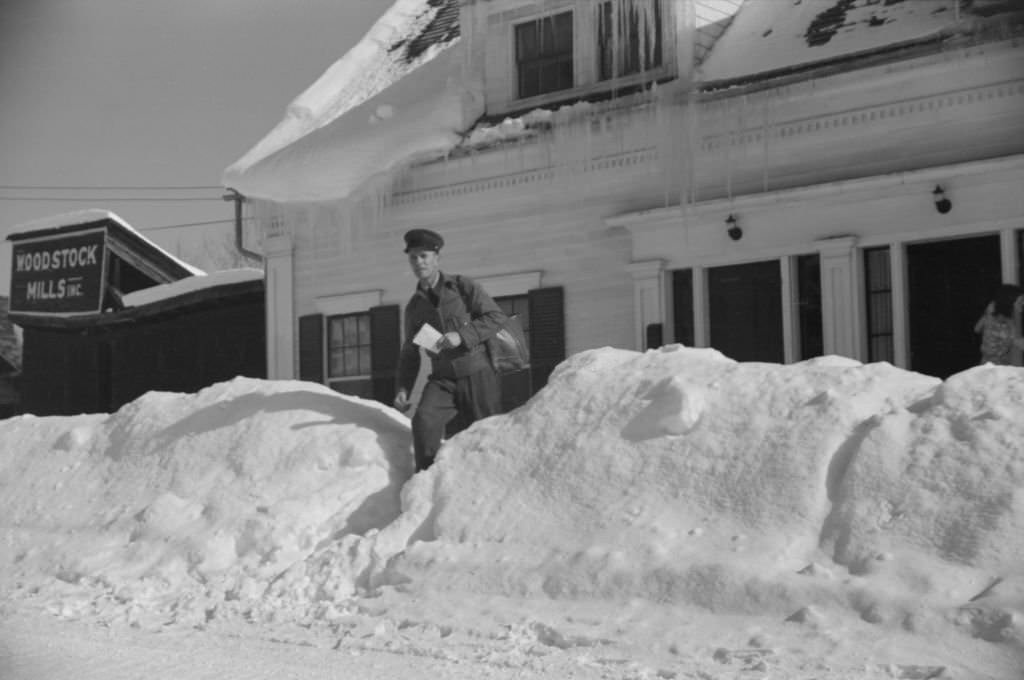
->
[708, 260, 784, 363]
[671, 269, 695, 346]
[906, 235, 1002, 379]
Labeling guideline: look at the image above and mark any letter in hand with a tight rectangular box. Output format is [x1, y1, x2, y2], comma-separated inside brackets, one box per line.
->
[394, 389, 411, 412]
[436, 331, 463, 350]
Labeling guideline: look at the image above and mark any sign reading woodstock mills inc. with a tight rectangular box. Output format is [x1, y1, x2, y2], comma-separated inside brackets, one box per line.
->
[9, 229, 107, 314]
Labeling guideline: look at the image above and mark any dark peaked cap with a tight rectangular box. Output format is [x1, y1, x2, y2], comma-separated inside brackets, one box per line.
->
[403, 229, 444, 252]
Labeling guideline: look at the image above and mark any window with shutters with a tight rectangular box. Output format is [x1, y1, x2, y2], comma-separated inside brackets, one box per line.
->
[515, 11, 574, 100]
[327, 312, 373, 398]
[597, 0, 663, 81]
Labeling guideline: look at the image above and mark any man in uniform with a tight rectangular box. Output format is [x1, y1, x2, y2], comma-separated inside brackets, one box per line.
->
[394, 229, 508, 471]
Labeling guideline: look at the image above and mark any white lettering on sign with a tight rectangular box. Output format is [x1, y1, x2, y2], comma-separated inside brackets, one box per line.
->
[15, 244, 99, 273]
[24, 277, 86, 301]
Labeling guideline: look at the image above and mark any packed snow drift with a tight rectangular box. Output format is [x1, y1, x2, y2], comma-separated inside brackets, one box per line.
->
[2, 346, 1022, 678]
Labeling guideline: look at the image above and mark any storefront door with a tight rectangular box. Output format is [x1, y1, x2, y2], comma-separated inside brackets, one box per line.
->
[708, 260, 784, 363]
[906, 235, 1002, 379]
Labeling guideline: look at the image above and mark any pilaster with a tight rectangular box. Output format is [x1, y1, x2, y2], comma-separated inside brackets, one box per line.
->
[816, 236, 858, 359]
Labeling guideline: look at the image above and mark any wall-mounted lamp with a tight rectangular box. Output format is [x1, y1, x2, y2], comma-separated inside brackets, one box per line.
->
[933, 185, 952, 214]
[725, 213, 743, 241]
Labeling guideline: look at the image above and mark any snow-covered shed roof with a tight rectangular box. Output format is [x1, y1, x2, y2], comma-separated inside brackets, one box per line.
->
[224, 0, 1023, 204]
[7, 209, 205, 279]
[120, 268, 263, 309]
[11, 268, 264, 331]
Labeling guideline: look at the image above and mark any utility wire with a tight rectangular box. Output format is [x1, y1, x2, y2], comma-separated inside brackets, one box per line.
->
[0, 184, 223, 191]
[141, 218, 253, 232]
[0, 196, 225, 202]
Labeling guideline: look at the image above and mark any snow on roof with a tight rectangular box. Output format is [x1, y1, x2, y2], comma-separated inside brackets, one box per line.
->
[700, 0, 1021, 83]
[223, 0, 464, 203]
[224, 0, 1023, 204]
[694, 0, 745, 64]
[120, 267, 263, 309]
[227, 47, 470, 203]
[7, 209, 206, 277]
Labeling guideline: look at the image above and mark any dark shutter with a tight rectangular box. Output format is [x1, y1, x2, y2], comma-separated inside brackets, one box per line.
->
[370, 304, 401, 406]
[672, 269, 694, 346]
[527, 286, 565, 392]
[298, 314, 324, 383]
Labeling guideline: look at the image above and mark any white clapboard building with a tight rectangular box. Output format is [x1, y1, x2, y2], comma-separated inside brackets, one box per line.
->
[224, 0, 1024, 407]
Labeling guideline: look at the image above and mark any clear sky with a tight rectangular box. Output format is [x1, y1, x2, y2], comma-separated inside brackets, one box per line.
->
[0, 0, 388, 293]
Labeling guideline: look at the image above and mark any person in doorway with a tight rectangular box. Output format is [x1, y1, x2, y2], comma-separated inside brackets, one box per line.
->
[973, 283, 1024, 365]
[393, 229, 508, 472]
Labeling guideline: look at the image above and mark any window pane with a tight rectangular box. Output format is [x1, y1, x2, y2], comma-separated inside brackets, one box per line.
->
[328, 318, 345, 350]
[516, 22, 538, 58]
[343, 316, 359, 344]
[597, 0, 662, 80]
[519, 65, 540, 98]
[557, 60, 574, 90]
[358, 315, 370, 345]
[516, 11, 573, 98]
[343, 347, 358, 376]
[552, 12, 573, 53]
[359, 347, 372, 376]
[329, 354, 345, 377]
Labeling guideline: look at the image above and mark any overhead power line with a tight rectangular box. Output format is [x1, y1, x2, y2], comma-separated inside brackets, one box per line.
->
[0, 184, 223, 191]
[141, 217, 253, 232]
[0, 195, 225, 202]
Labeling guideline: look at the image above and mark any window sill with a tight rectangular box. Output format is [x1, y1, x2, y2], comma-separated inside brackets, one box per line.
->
[495, 68, 676, 120]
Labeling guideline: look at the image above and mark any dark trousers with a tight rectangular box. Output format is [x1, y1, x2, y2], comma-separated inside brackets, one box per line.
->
[411, 367, 501, 472]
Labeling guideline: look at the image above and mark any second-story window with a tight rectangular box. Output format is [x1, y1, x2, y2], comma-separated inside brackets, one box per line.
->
[515, 11, 574, 99]
[597, 0, 663, 81]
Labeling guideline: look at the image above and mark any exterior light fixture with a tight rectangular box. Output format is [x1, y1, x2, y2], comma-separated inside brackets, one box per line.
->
[933, 185, 952, 214]
[725, 213, 743, 241]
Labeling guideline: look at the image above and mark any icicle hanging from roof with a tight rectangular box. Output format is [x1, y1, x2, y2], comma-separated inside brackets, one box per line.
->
[678, 0, 698, 214]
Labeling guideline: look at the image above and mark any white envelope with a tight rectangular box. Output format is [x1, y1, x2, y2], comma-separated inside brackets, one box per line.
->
[413, 323, 443, 351]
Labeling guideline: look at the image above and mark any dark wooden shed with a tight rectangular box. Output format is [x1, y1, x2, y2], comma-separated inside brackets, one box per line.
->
[6, 211, 265, 416]
[0, 297, 21, 418]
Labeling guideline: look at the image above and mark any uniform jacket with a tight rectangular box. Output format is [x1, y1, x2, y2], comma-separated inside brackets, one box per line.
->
[398, 272, 508, 391]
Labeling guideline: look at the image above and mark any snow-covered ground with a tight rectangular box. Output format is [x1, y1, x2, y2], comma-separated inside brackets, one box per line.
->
[1, 346, 1022, 679]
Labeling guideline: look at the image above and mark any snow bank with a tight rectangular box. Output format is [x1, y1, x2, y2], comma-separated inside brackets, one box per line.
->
[825, 364, 1024, 577]
[2, 348, 1022, 654]
[366, 348, 944, 602]
[0, 377, 412, 624]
